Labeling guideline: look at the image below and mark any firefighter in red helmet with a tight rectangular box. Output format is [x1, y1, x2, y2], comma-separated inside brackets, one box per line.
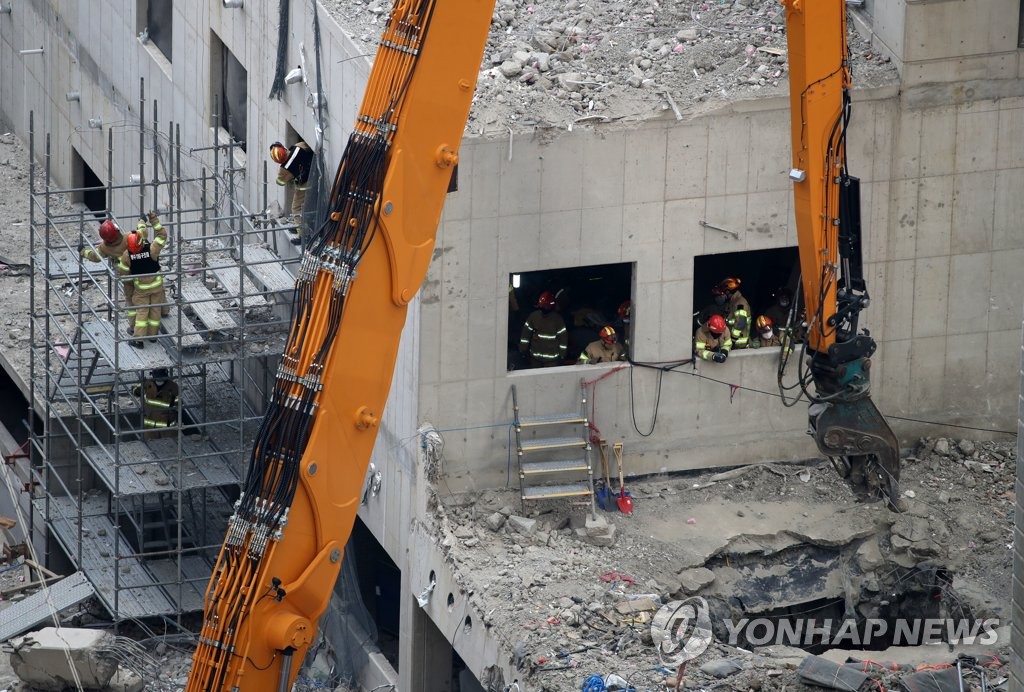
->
[80, 218, 140, 333]
[578, 325, 626, 364]
[519, 290, 568, 367]
[270, 139, 314, 243]
[694, 314, 732, 363]
[118, 211, 169, 348]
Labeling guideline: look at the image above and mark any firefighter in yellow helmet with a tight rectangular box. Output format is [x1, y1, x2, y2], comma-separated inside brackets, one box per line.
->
[751, 315, 792, 355]
[118, 211, 168, 348]
[712, 277, 751, 349]
[578, 326, 626, 364]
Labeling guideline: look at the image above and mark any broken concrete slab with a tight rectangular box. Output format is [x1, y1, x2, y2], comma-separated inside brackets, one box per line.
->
[107, 667, 145, 692]
[484, 512, 506, 532]
[9, 627, 117, 690]
[507, 515, 537, 537]
[677, 567, 715, 594]
[698, 658, 743, 678]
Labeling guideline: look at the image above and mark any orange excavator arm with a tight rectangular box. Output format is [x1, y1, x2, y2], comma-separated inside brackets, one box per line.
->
[782, 0, 902, 509]
[186, 1, 496, 689]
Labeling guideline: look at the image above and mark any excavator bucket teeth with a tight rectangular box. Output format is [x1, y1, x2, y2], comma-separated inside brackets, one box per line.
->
[810, 398, 903, 511]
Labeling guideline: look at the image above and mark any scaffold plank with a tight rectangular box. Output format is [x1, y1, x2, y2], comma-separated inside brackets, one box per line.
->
[160, 305, 205, 349]
[81, 442, 173, 496]
[33, 249, 109, 280]
[147, 437, 241, 488]
[177, 279, 237, 333]
[80, 320, 175, 371]
[37, 496, 176, 619]
[146, 556, 210, 613]
[0, 572, 95, 643]
[234, 246, 296, 293]
[208, 262, 268, 308]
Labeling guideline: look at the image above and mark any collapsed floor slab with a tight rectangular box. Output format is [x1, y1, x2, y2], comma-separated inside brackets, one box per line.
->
[9, 627, 117, 691]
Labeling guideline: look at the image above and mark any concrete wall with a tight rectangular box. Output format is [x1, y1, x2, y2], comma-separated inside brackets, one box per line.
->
[0, 0, 369, 230]
[425, 84, 1024, 491]
[861, 0, 1023, 85]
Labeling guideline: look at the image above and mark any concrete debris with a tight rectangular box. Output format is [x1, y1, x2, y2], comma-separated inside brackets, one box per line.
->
[321, 0, 898, 132]
[430, 436, 1012, 690]
[698, 657, 743, 678]
[9, 628, 117, 691]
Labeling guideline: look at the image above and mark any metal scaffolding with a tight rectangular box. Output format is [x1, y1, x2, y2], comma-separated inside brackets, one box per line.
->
[25, 90, 300, 626]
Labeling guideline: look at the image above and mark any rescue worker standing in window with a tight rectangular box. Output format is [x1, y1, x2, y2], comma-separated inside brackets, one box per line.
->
[712, 277, 751, 349]
[119, 211, 168, 349]
[578, 326, 625, 364]
[694, 314, 732, 363]
[134, 368, 179, 439]
[80, 219, 137, 333]
[270, 140, 313, 243]
[519, 290, 568, 368]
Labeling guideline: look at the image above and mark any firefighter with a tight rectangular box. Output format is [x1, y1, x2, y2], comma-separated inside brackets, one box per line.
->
[765, 288, 806, 344]
[519, 290, 568, 367]
[119, 211, 168, 348]
[694, 314, 732, 363]
[613, 299, 632, 356]
[80, 219, 137, 332]
[713, 277, 751, 349]
[751, 315, 792, 354]
[270, 140, 314, 243]
[578, 326, 625, 364]
[134, 368, 179, 439]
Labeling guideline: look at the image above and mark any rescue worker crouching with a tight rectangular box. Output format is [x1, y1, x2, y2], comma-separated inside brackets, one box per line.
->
[80, 219, 137, 334]
[578, 326, 626, 364]
[519, 290, 568, 368]
[712, 277, 751, 349]
[695, 314, 732, 363]
[133, 369, 179, 439]
[751, 315, 792, 354]
[270, 140, 313, 244]
[119, 211, 168, 349]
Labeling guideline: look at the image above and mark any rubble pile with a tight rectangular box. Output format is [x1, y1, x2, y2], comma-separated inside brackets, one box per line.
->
[321, 0, 899, 131]
[433, 436, 1015, 690]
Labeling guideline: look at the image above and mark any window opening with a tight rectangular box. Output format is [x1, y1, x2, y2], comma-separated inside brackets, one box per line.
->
[211, 32, 247, 152]
[137, 0, 173, 62]
[71, 148, 107, 220]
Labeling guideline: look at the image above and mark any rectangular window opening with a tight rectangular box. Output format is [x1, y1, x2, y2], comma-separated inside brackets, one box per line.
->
[508, 262, 632, 372]
[211, 32, 248, 153]
[137, 0, 173, 63]
[71, 148, 107, 221]
[693, 247, 802, 352]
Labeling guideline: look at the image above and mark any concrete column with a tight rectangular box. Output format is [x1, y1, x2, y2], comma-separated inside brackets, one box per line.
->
[1012, 310, 1024, 692]
[398, 590, 454, 692]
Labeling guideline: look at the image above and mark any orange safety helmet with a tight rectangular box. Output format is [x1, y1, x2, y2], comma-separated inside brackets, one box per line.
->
[617, 300, 631, 320]
[713, 277, 741, 295]
[537, 291, 556, 309]
[126, 231, 144, 255]
[269, 141, 289, 164]
[98, 219, 121, 244]
[599, 326, 617, 344]
[755, 315, 773, 333]
[707, 314, 727, 335]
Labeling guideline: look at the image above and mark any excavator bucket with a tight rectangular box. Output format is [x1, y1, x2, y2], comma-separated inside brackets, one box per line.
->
[809, 397, 903, 512]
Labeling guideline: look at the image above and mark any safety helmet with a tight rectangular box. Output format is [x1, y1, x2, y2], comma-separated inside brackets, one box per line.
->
[269, 141, 289, 164]
[537, 291, 556, 309]
[617, 300, 631, 320]
[599, 326, 617, 345]
[126, 231, 144, 255]
[707, 314, 727, 335]
[755, 315, 773, 334]
[714, 277, 741, 295]
[98, 220, 121, 244]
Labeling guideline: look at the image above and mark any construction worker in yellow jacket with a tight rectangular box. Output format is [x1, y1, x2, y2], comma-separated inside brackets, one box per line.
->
[80, 219, 138, 332]
[578, 326, 626, 364]
[270, 140, 314, 242]
[134, 368, 179, 439]
[712, 277, 751, 349]
[519, 290, 568, 367]
[694, 314, 732, 363]
[119, 211, 168, 348]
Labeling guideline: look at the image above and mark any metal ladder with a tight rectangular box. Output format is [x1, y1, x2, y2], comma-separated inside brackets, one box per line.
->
[511, 380, 596, 517]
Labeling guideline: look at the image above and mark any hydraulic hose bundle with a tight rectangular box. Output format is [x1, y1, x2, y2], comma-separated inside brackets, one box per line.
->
[186, 2, 437, 689]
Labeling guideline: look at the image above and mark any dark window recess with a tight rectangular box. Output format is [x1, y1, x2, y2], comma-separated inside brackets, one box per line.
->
[508, 262, 633, 371]
[213, 33, 248, 152]
[147, 1, 173, 62]
[447, 163, 458, 193]
[692, 247, 800, 331]
[1019, 0, 1024, 47]
[72, 148, 107, 220]
[349, 518, 401, 671]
